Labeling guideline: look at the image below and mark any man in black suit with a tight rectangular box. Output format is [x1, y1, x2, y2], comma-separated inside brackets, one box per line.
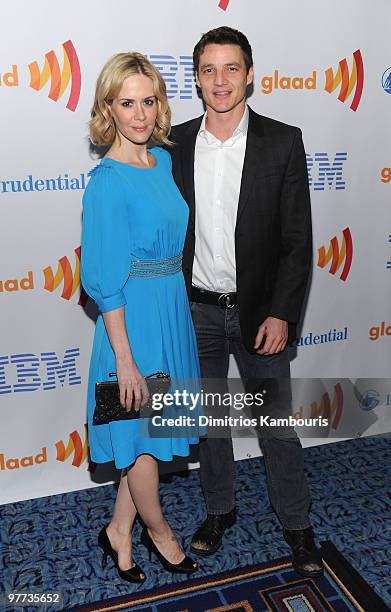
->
[170, 26, 323, 577]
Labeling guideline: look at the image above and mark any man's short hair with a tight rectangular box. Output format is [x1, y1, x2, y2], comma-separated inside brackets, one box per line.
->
[193, 26, 253, 75]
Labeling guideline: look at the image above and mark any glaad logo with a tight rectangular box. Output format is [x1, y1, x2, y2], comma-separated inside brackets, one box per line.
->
[306, 152, 347, 191]
[260, 50, 364, 111]
[0, 247, 87, 305]
[146, 55, 195, 99]
[369, 321, 391, 341]
[381, 67, 391, 94]
[0, 348, 81, 394]
[381, 167, 391, 183]
[324, 50, 364, 111]
[0, 447, 47, 471]
[43, 246, 87, 305]
[0, 427, 94, 471]
[317, 227, 353, 281]
[28, 40, 81, 111]
[0, 271, 34, 294]
[294, 384, 343, 431]
[0, 64, 18, 86]
[0, 40, 81, 112]
[261, 70, 316, 94]
[55, 424, 92, 469]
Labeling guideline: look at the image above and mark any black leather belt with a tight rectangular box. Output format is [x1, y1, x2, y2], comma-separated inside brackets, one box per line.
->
[191, 286, 237, 309]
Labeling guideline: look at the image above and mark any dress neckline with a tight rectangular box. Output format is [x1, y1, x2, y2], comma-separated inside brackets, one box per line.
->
[103, 149, 158, 170]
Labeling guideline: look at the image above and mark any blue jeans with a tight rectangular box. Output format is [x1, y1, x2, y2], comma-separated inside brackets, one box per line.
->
[190, 302, 311, 530]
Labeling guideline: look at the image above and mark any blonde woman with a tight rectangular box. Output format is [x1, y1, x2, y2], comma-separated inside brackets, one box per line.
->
[81, 53, 200, 582]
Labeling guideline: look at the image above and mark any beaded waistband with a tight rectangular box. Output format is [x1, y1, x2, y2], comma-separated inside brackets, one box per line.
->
[129, 254, 183, 278]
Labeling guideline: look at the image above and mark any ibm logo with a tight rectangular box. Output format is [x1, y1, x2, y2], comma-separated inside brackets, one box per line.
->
[306, 152, 347, 191]
[146, 55, 196, 99]
[0, 348, 81, 394]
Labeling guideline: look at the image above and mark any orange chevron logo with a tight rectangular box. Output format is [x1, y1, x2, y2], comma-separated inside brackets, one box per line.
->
[43, 246, 88, 305]
[317, 227, 353, 282]
[310, 384, 343, 430]
[324, 50, 364, 112]
[28, 40, 81, 112]
[55, 424, 89, 467]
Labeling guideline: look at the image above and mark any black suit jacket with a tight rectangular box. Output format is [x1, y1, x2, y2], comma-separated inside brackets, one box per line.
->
[169, 106, 312, 352]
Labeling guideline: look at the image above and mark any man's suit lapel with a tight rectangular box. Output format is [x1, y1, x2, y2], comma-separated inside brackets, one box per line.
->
[181, 117, 202, 224]
[236, 107, 265, 227]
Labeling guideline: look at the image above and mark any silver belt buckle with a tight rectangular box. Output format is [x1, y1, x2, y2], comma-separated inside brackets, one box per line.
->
[218, 292, 235, 309]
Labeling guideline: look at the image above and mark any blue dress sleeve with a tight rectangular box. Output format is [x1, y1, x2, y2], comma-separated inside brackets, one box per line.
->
[81, 165, 130, 313]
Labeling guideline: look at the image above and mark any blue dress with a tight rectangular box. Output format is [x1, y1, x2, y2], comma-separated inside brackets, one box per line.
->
[81, 147, 201, 469]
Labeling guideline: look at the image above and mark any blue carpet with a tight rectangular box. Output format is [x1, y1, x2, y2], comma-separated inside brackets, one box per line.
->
[64, 543, 389, 611]
[1, 436, 390, 611]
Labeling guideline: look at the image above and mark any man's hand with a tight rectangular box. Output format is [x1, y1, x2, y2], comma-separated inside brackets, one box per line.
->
[254, 316, 288, 355]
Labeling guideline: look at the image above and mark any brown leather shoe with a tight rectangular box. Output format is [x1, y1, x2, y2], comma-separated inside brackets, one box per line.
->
[283, 526, 324, 577]
[190, 510, 236, 556]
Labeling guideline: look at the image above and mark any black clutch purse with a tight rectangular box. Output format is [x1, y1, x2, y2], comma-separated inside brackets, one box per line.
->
[93, 371, 171, 425]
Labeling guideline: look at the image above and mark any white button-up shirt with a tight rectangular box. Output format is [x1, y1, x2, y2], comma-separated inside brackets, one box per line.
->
[193, 106, 249, 293]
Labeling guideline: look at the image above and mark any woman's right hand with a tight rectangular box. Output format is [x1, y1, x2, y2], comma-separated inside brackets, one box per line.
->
[115, 358, 150, 412]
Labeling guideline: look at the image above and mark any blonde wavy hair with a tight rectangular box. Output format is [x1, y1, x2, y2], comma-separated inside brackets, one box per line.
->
[90, 52, 171, 147]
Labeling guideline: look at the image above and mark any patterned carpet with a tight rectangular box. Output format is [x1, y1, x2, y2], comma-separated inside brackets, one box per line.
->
[65, 542, 389, 611]
[1, 436, 390, 611]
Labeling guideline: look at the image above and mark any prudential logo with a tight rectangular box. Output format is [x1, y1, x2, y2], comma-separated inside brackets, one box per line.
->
[381, 67, 391, 95]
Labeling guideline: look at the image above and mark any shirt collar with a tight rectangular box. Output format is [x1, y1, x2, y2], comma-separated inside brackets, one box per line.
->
[198, 105, 249, 146]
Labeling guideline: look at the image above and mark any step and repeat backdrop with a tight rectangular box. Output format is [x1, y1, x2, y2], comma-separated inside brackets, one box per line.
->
[1, 0, 390, 504]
